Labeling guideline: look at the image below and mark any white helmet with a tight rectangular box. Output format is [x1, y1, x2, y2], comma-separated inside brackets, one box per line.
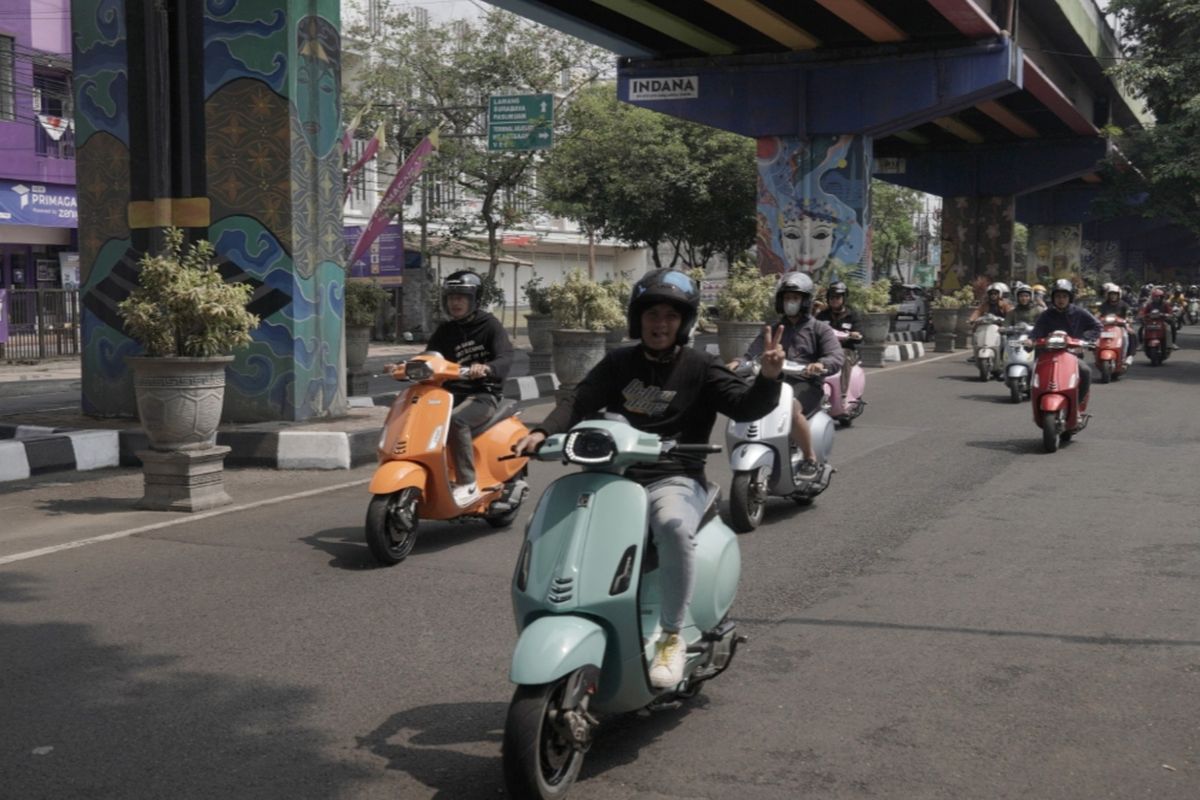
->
[1102, 282, 1120, 295]
[987, 282, 1010, 297]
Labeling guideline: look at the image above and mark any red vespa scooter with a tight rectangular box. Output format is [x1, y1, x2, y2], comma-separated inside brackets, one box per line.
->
[1141, 309, 1172, 366]
[1094, 314, 1131, 383]
[1031, 330, 1095, 453]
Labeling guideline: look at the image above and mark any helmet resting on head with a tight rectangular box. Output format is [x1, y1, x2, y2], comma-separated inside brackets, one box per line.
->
[986, 282, 1010, 297]
[828, 281, 848, 298]
[1051, 278, 1075, 302]
[442, 270, 482, 315]
[627, 268, 699, 346]
[1031, 283, 1047, 294]
[1103, 282, 1120, 297]
[775, 271, 815, 317]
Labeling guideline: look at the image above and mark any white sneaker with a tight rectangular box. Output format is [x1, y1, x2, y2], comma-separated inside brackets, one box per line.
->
[451, 482, 480, 506]
[649, 632, 685, 689]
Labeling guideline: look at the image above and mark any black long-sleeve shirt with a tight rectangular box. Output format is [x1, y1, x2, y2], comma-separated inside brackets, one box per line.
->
[426, 310, 513, 399]
[1031, 304, 1102, 342]
[536, 345, 782, 484]
[743, 316, 844, 377]
[816, 306, 862, 350]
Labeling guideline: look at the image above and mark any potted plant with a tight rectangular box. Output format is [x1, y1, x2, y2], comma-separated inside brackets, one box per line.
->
[547, 270, 624, 388]
[521, 275, 555, 356]
[600, 277, 632, 350]
[930, 290, 964, 340]
[715, 261, 776, 362]
[345, 280, 389, 371]
[856, 278, 897, 345]
[117, 227, 259, 451]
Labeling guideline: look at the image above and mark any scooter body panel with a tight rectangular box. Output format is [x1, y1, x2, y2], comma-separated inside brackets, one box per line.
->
[510, 615, 607, 685]
[367, 460, 429, 496]
[1032, 344, 1083, 430]
[728, 442, 776, 478]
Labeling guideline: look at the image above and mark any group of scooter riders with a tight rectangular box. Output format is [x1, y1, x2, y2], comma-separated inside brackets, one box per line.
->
[422, 267, 856, 690]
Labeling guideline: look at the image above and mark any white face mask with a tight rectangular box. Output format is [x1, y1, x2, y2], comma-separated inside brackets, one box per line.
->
[784, 300, 803, 317]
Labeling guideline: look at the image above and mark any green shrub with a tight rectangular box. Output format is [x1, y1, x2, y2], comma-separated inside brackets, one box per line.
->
[716, 261, 776, 321]
[548, 270, 625, 331]
[117, 227, 259, 357]
[345, 280, 389, 327]
[522, 276, 553, 315]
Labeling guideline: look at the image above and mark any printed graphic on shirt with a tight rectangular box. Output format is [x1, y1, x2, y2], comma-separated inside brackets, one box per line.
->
[455, 339, 488, 365]
[621, 379, 677, 416]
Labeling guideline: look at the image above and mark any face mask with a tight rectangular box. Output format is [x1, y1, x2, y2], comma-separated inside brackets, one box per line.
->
[784, 300, 803, 317]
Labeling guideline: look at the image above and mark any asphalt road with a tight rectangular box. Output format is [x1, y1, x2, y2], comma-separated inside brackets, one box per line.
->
[2, 331, 1200, 799]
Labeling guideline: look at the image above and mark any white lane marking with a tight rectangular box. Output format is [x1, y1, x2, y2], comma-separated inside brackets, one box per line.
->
[0, 478, 371, 566]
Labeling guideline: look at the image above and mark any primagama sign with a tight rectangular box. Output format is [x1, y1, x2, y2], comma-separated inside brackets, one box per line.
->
[628, 75, 699, 101]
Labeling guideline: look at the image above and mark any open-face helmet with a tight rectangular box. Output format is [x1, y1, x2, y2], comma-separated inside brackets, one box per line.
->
[828, 281, 848, 299]
[1051, 278, 1075, 303]
[1013, 282, 1032, 302]
[775, 271, 815, 317]
[627, 268, 699, 346]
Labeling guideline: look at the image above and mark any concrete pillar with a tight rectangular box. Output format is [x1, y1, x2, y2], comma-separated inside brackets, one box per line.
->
[756, 135, 872, 282]
[938, 196, 1014, 293]
[73, 1, 347, 422]
[1025, 225, 1082, 287]
[1080, 239, 1122, 287]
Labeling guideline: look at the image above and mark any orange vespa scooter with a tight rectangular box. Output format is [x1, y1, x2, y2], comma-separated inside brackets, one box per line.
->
[365, 352, 530, 565]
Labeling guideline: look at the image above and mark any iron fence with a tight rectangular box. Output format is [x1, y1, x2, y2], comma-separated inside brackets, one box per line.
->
[0, 289, 81, 362]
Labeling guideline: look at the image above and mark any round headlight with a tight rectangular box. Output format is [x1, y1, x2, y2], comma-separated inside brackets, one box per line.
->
[564, 429, 616, 464]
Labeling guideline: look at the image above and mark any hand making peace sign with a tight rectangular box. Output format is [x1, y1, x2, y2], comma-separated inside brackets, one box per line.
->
[758, 324, 786, 380]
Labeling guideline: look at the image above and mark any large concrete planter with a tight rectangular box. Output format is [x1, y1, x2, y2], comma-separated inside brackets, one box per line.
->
[604, 326, 630, 352]
[551, 329, 606, 389]
[717, 320, 763, 363]
[955, 305, 973, 348]
[128, 356, 234, 451]
[930, 307, 960, 336]
[346, 325, 372, 371]
[859, 312, 893, 345]
[525, 313, 555, 354]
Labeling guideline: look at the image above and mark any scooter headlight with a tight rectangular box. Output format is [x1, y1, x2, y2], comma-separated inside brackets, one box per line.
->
[405, 359, 433, 381]
[563, 429, 616, 465]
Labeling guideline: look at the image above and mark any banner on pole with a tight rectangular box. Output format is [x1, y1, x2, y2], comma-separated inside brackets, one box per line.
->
[347, 130, 439, 268]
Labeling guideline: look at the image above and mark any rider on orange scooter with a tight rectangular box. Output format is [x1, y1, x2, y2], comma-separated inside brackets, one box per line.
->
[1030, 279, 1102, 407]
[426, 271, 514, 506]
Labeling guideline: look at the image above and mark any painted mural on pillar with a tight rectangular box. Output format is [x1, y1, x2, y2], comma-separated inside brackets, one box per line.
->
[1025, 225, 1082, 288]
[1080, 239, 1121, 288]
[938, 196, 1014, 292]
[756, 135, 869, 285]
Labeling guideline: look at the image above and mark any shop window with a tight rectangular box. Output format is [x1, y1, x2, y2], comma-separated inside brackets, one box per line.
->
[0, 37, 13, 121]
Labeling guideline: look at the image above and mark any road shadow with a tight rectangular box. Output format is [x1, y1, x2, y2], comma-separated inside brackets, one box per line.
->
[35, 495, 141, 516]
[963, 438, 1046, 455]
[305, 519, 506, 571]
[358, 700, 507, 798]
[937, 374, 988, 383]
[0, 572, 372, 798]
[959, 392, 1015, 405]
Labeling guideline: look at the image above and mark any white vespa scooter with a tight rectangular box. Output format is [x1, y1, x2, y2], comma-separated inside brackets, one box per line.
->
[1002, 321, 1035, 403]
[970, 313, 1006, 382]
[725, 359, 835, 532]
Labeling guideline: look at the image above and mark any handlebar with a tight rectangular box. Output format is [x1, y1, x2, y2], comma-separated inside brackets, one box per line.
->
[670, 443, 723, 454]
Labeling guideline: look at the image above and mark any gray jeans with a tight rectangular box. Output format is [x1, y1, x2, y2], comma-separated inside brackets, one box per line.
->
[647, 475, 707, 633]
[449, 393, 499, 485]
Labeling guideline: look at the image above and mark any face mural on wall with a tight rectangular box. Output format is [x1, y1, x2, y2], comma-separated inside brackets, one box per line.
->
[756, 135, 868, 283]
[296, 14, 341, 158]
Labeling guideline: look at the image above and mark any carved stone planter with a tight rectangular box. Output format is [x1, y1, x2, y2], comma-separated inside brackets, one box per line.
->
[346, 325, 372, 371]
[551, 329, 606, 390]
[859, 312, 893, 346]
[716, 320, 763, 363]
[128, 356, 233, 451]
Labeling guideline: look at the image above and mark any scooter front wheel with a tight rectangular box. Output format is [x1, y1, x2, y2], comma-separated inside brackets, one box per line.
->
[365, 487, 420, 565]
[729, 470, 766, 532]
[1041, 410, 1060, 453]
[503, 679, 585, 800]
[1009, 382, 1022, 404]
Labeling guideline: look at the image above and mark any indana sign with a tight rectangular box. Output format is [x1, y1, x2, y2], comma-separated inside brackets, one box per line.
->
[628, 76, 699, 101]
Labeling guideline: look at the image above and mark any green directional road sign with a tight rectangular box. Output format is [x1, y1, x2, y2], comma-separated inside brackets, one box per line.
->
[488, 93, 554, 152]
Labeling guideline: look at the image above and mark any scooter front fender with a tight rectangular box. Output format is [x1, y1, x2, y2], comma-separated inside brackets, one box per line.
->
[510, 615, 607, 685]
[368, 460, 428, 496]
[1039, 393, 1067, 414]
[728, 442, 775, 474]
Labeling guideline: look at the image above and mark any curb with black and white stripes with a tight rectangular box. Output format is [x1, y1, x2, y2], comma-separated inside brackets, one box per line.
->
[0, 373, 564, 484]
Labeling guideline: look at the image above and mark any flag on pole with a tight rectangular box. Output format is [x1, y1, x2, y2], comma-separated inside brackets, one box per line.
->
[342, 122, 388, 202]
[347, 130, 440, 268]
[341, 105, 368, 154]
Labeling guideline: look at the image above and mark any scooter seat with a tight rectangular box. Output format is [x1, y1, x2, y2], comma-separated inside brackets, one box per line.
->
[470, 398, 517, 435]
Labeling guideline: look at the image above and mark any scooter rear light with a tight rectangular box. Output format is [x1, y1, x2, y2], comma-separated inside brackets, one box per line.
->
[609, 546, 637, 595]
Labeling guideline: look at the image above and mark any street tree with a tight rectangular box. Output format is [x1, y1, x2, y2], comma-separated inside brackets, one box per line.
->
[540, 83, 756, 270]
[870, 179, 922, 280]
[344, 6, 610, 280]
[1102, 0, 1200, 233]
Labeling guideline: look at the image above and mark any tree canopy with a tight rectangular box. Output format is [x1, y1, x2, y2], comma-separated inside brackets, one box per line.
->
[539, 83, 756, 270]
[1103, 0, 1200, 233]
[869, 179, 923, 279]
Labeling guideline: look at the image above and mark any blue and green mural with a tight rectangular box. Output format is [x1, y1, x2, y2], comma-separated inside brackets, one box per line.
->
[756, 135, 871, 284]
[73, 0, 346, 422]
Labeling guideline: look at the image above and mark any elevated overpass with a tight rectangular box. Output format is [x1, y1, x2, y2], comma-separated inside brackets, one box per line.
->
[487, 0, 1177, 288]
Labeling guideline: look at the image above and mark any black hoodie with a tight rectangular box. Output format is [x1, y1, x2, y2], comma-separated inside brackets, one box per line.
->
[426, 310, 513, 398]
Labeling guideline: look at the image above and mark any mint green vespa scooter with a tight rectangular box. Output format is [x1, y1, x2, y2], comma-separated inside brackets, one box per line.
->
[502, 420, 746, 799]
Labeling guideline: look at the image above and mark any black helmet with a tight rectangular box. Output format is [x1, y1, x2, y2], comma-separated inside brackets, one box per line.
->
[627, 269, 699, 346]
[775, 271, 814, 316]
[828, 281, 848, 298]
[1051, 278, 1075, 302]
[442, 270, 482, 314]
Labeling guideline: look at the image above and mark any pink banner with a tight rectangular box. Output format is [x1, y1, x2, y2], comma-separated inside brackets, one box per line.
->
[347, 131, 439, 268]
[342, 123, 386, 202]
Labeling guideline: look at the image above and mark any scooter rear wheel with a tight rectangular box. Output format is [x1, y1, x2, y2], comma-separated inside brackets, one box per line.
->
[1041, 411, 1060, 453]
[365, 487, 420, 565]
[1100, 361, 1113, 384]
[730, 470, 766, 532]
[977, 358, 992, 382]
[503, 679, 584, 800]
[1009, 382, 1022, 404]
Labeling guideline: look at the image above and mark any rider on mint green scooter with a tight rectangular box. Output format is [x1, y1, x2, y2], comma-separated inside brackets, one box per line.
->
[513, 269, 785, 689]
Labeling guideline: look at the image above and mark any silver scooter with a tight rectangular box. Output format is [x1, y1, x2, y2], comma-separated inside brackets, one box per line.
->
[725, 359, 835, 532]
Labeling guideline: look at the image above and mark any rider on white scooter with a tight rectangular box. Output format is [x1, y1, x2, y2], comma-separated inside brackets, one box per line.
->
[970, 282, 1012, 379]
[1005, 283, 1039, 327]
[816, 281, 862, 398]
[512, 269, 785, 689]
[728, 271, 843, 482]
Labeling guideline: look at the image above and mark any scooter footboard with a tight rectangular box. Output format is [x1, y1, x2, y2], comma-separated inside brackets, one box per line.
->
[510, 615, 607, 685]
